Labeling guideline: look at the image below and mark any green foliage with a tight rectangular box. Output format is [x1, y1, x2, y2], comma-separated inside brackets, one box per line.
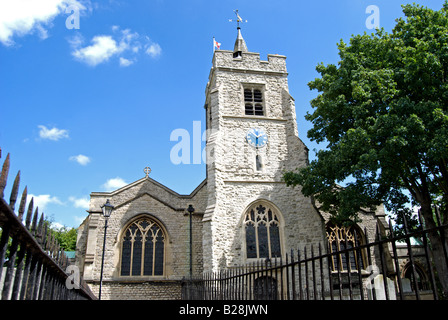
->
[51, 226, 77, 252]
[284, 2, 448, 227]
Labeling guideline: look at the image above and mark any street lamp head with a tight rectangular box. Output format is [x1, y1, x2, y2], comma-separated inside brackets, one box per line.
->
[101, 199, 114, 218]
[187, 204, 195, 214]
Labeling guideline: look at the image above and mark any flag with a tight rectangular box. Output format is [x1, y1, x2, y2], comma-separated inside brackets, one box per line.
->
[213, 37, 221, 51]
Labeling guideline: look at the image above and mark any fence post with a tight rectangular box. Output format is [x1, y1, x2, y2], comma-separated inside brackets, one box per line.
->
[387, 219, 404, 300]
[318, 243, 325, 300]
[343, 232, 353, 300]
[418, 210, 439, 299]
[290, 250, 296, 300]
[376, 223, 391, 300]
[402, 215, 420, 300]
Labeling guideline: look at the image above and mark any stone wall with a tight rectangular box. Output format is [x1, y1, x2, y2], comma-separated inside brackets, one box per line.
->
[76, 177, 207, 299]
[88, 281, 182, 300]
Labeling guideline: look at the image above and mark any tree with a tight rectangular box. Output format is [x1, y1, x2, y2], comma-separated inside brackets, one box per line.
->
[52, 226, 77, 252]
[44, 215, 78, 251]
[283, 2, 448, 297]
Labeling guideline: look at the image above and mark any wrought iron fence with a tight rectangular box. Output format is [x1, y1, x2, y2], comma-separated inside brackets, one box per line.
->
[182, 212, 448, 300]
[0, 153, 96, 300]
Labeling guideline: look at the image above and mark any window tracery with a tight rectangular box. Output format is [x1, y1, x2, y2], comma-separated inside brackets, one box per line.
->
[326, 223, 365, 272]
[120, 217, 165, 276]
[244, 203, 282, 259]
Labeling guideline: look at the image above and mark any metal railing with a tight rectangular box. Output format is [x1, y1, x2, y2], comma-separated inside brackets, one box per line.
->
[0, 153, 96, 300]
[183, 214, 448, 300]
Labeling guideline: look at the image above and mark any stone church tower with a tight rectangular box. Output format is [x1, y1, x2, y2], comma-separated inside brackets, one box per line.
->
[75, 26, 385, 299]
[202, 27, 325, 272]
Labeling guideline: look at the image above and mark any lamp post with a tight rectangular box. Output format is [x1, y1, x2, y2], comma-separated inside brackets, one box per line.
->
[187, 204, 195, 278]
[99, 199, 114, 300]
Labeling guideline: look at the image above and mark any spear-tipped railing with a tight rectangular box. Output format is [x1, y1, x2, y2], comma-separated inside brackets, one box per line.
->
[0, 152, 96, 300]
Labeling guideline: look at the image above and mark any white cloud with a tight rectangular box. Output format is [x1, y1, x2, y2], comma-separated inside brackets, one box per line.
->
[145, 43, 161, 58]
[69, 196, 89, 209]
[0, 0, 89, 46]
[72, 35, 121, 66]
[67, 32, 84, 47]
[38, 125, 69, 141]
[119, 57, 134, 67]
[70, 25, 161, 67]
[27, 194, 64, 212]
[51, 221, 65, 230]
[101, 177, 127, 191]
[69, 154, 91, 165]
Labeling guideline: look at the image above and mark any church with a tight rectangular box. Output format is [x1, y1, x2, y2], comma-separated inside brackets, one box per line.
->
[75, 26, 386, 300]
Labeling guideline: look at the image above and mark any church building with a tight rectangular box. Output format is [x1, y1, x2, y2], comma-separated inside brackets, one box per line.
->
[75, 26, 386, 300]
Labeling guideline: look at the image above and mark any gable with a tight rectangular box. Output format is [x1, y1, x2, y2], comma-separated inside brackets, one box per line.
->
[88, 177, 207, 214]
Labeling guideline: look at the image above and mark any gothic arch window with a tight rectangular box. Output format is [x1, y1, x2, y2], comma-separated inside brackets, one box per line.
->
[244, 202, 282, 259]
[120, 216, 165, 277]
[403, 263, 429, 291]
[326, 223, 366, 272]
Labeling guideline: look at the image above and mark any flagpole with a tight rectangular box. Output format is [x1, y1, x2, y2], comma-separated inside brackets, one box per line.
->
[213, 36, 215, 52]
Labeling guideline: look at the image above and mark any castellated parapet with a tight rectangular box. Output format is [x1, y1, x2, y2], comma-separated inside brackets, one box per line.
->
[212, 50, 288, 74]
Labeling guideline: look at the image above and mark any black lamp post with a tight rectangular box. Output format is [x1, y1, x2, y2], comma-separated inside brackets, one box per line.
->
[99, 199, 114, 300]
[187, 204, 195, 278]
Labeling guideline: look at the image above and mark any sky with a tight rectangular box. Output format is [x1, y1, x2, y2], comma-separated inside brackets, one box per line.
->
[0, 0, 446, 229]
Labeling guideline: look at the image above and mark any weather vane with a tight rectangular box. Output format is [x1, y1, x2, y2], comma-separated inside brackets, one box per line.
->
[229, 9, 247, 28]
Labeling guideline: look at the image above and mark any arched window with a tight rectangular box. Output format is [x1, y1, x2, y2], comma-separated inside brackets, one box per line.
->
[403, 263, 429, 291]
[244, 203, 282, 259]
[326, 223, 365, 272]
[120, 217, 165, 276]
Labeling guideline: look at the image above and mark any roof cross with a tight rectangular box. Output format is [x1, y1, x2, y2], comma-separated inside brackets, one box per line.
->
[144, 166, 152, 178]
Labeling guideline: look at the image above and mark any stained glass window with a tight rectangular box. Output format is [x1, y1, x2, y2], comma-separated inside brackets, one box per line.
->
[244, 203, 282, 259]
[120, 217, 165, 276]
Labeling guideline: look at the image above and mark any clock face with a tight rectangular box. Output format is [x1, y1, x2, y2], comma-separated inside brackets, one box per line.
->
[246, 128, 268, 148]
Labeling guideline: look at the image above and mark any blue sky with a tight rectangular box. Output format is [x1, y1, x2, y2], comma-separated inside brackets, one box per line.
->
[0, 0, 445, 228]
